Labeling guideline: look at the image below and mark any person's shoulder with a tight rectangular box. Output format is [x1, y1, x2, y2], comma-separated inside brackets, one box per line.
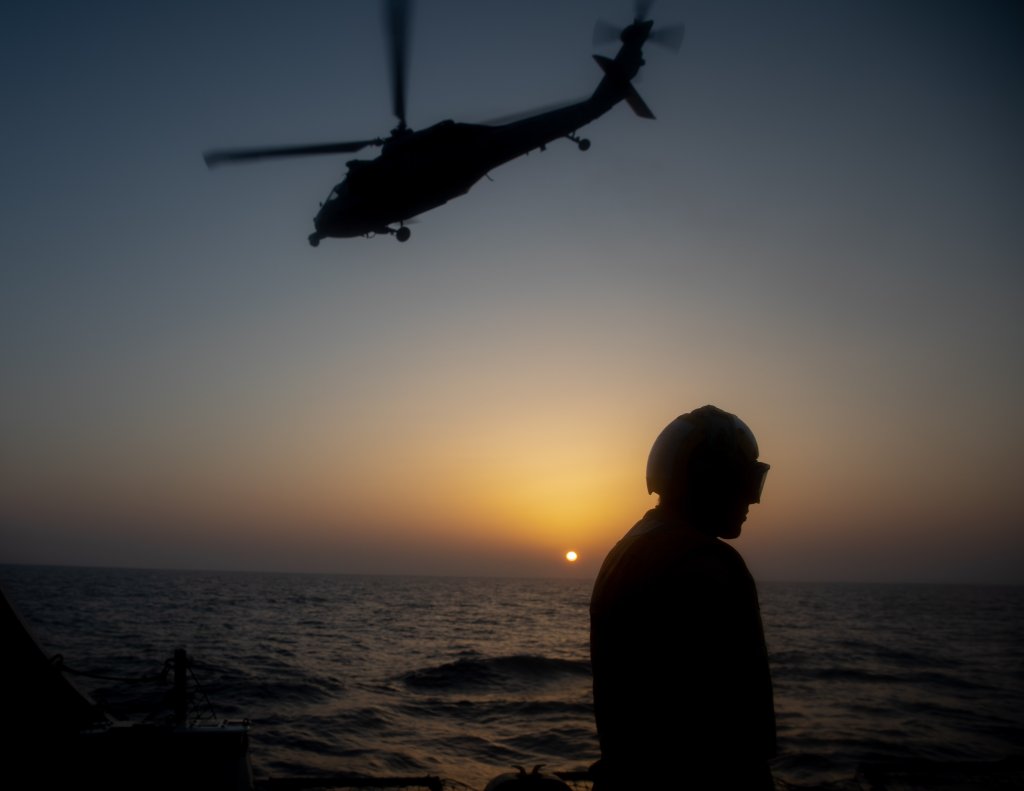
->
[594, 511, 714, 590]
[620, 511, 717, 561]
[623, 508, 667, 539]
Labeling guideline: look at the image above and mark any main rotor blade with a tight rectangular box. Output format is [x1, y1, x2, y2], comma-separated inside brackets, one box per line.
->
[479, 95, 590, 127]
[203, 139, 381, 167]
[386, 0, 411, 129]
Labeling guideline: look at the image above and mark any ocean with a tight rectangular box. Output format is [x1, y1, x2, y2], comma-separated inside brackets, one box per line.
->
[1, 565, 1021, 789]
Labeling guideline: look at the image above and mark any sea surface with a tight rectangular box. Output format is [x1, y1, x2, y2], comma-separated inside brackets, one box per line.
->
[1, 565, 1022, 789]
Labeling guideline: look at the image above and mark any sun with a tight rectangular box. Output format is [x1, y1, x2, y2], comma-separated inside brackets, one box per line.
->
[565, 550, 578, 563]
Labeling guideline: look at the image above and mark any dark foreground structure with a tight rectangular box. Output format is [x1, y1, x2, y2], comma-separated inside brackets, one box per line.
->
[1, 583, 251, 791]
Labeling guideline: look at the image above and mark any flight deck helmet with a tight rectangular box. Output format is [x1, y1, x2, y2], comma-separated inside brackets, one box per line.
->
[646, 405, 769, 504]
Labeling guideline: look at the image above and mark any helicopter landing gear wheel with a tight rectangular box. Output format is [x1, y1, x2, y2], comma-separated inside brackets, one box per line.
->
[566, 132, 590, 151]
[395, 226, 411, 243]
[308, 233, 321, 247]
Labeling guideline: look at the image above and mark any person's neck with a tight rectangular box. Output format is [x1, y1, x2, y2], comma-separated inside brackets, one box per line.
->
[655, 500, 718, 537]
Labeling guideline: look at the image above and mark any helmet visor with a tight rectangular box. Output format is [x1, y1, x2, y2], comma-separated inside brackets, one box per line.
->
[747, 461, 770, 504]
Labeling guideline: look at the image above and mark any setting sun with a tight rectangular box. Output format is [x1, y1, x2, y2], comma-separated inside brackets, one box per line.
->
[565, 551, 578, 562]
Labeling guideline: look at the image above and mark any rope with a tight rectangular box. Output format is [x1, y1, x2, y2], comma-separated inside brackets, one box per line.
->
[185, 657, 219, 724]
[50, 650, 228, 727]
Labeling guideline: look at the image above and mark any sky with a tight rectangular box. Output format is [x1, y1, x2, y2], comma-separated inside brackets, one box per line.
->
[1, 0, 1022, 583]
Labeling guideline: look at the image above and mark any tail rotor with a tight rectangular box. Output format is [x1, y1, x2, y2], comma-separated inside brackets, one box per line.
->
[593, 0, 685, 53]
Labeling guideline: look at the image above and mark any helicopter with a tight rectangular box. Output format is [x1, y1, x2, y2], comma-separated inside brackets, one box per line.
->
[203, 1, 683, 244]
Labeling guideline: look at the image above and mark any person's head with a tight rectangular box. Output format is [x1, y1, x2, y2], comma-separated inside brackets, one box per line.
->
[646, 405, 769, 538]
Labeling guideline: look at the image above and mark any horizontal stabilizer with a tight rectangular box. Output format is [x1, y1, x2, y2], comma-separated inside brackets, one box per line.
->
[592, 54, 656, 120]
[593, 54, 619, 78]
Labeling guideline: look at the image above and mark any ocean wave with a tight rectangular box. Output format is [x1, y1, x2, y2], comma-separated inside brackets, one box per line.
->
[401, 654, 591, 692]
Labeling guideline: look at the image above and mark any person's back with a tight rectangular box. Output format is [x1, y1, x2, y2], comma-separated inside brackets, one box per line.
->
[589, 406, 776, 789]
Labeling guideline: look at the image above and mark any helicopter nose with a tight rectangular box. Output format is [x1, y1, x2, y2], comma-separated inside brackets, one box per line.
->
[312, 185, 358, 238]
[314, 193, 339, 231]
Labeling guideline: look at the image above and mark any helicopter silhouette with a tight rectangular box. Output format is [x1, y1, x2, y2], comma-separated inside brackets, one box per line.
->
[203, 1, 683, 244]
